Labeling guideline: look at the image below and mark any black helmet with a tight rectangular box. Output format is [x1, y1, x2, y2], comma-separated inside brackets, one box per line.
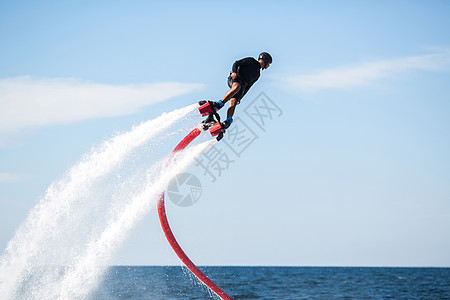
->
[258, 52, 272, 64]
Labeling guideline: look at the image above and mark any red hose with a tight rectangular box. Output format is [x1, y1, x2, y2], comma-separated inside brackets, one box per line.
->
[157, 128, 233, 300]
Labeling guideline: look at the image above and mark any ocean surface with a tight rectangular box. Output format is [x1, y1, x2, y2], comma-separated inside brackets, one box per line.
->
[90, 266, 450, 299]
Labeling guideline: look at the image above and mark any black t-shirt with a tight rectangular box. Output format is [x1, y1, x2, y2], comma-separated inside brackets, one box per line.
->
[231, 57, 261, 87]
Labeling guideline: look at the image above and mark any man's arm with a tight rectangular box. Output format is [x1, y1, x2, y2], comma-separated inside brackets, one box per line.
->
[232, 58, 245, 73]
[230, 59, 245, 81]
[232, 57, 254, 75]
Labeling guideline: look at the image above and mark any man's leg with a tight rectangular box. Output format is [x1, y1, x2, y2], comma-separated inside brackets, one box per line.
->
[219, 81, 241, 129]
[222, 81, 241, 118]
[222, 82, 241, 103]
[227, 97, 238, 119]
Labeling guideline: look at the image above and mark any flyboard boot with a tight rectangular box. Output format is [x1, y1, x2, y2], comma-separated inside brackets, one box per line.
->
[198, 100, 228, 141]
[209, 117, 232, 141]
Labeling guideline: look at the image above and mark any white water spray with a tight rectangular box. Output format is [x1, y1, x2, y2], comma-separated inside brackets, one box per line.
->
[0, 104, 207, 299]
[55, 140, 215, 299]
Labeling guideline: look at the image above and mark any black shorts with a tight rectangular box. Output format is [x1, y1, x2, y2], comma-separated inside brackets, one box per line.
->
[227, 75, 246, 102]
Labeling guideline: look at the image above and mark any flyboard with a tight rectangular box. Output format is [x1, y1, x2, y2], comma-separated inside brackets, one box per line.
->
[157, 101, 233, 300]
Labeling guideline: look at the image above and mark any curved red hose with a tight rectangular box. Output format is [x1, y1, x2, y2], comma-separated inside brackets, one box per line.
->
[157, 128, 233, 300]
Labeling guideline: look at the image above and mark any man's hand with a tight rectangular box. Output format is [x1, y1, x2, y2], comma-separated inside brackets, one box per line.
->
[230, 72, 237, 80]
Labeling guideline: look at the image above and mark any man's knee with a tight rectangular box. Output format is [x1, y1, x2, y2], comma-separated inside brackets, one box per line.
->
[229, 98, 239, 106]
[231, 82, 241, 92]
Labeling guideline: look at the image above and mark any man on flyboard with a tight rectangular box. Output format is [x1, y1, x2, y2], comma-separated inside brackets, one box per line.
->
[199, 52, 273, 139]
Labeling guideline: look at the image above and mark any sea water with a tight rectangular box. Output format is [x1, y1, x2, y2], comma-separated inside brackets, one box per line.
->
[90, 266, 450, 299]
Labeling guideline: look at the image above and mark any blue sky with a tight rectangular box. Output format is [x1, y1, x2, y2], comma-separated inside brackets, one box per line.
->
[1, 0, 450, 268]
